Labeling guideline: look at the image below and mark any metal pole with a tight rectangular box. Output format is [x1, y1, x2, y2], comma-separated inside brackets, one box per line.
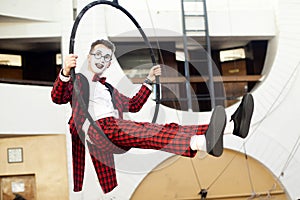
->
[203, 0, 215, 109]
[181, 0, 193, 112]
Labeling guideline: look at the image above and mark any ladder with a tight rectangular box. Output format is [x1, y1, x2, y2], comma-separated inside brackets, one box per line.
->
[181, 0, 215, 111]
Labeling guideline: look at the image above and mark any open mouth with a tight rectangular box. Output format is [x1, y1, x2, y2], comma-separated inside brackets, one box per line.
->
[95, 63, 104, 69]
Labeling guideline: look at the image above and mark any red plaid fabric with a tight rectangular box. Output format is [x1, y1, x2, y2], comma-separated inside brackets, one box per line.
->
[89, 117, 208, 157]
[51, 73, 209, 193]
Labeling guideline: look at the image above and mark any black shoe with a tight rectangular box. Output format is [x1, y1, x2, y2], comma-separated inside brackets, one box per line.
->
[230, 93, 254, 138]
[205, 105, 226, 157]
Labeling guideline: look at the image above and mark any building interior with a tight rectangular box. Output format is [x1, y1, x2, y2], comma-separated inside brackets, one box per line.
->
[0, 0, 300, 199]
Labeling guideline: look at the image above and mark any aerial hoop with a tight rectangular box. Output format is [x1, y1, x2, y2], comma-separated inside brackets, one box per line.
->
[68, 0, 161, 144]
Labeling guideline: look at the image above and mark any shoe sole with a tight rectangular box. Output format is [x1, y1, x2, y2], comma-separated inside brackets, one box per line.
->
[206, 105, 226, 157]
[239, 94, 254, 138]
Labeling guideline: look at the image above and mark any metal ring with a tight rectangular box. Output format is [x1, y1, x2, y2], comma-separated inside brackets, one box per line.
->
[69, 0, 161, 144]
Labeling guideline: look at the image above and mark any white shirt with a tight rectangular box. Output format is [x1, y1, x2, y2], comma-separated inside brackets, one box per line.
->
[59, 69, 152, 121]
[90, 81, 118, 120]
[59, 69, 117, 120]
[59, 69, 152, 143]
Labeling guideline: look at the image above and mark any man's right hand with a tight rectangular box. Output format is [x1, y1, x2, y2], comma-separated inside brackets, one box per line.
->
[62, 54, 78, 76]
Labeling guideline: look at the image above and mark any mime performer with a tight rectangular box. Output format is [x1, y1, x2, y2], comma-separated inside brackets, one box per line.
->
[51, 39, 254, 193]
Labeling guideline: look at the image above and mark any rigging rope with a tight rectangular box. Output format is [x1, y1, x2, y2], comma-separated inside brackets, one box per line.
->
[245, 64, 300, 197]
[203, 62, 300, 197]
[144, 1, 300, 198]
[190, 158, 203, 191]
[145, 0, 165, 65]
[279, 134, 300, 177]
[70, 1, 300, 198]
[243, 144, 255, 195]
[145, 0, 206, 192]
[144, 0, 162, 123]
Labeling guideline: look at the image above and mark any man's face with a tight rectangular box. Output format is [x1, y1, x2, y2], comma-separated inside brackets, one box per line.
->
[88, 44, 112, 75]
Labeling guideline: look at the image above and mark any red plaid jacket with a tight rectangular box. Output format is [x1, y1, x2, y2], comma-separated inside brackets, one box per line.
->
[51, 73, 151, 193]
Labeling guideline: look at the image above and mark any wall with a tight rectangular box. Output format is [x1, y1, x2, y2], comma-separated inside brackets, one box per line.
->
[131, 149, 288, 200]
[207, 0, 276, 37]
[226, 0, 300, 198]
[72, 0, 276, 40]
[0, 134, 69, 199]
[0, 0, 72, 39]
[0, 83, 68, 134]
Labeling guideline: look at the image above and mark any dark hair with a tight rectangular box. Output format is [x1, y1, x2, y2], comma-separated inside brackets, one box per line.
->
[89, 39, 115, 54]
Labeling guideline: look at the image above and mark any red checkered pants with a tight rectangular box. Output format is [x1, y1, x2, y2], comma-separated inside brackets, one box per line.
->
[88, 117, 209, 157]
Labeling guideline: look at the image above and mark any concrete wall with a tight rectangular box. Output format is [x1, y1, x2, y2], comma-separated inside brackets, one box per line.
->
[0, 84, 67, 134]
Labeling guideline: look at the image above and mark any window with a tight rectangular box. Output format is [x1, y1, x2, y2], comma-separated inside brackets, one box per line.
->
[0, 54, 22, 67]
[114, 43, 159, 79]
[0, 37, 61, 85]
[56, 53, 62, 65]
[220, 48, 245, 62]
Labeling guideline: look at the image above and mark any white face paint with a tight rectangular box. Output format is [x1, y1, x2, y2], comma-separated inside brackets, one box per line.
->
[88, 44, 113, 76]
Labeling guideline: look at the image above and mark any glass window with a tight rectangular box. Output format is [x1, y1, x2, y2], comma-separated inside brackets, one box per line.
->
[220, 48, 245, 62]
[56, 53, 62, 65]
[116, 48, 159, 78]
[0, 54, 22, 67]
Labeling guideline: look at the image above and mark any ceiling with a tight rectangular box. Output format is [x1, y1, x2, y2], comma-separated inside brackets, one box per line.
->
[111, 35, 273, 51]
[0, 14, 44, 23]
[0, 15, 61, 53]
[0, 35, 272, 54]
[0, 13, 273, 53]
